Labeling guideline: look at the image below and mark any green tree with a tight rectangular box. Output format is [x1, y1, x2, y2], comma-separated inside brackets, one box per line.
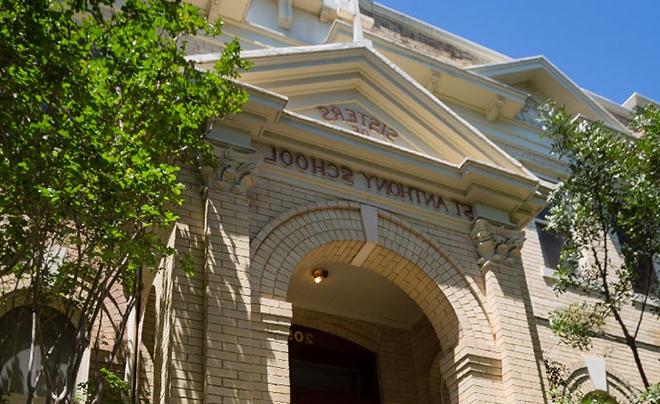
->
[541, 103, 660, 390]
[0, 0, 248, 402]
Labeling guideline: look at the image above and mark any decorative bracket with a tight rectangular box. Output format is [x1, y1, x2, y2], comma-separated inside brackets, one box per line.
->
[277, 0, 293, 30]
[485, 95, 504, 122]
[200, 147, 262, 197]
[515, 96, 544, 128]
[470, 219, 524, 268]
[428, 72, 442, 94]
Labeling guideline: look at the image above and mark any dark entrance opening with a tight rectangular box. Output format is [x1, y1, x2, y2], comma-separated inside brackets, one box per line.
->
[289, 325, 381, 404]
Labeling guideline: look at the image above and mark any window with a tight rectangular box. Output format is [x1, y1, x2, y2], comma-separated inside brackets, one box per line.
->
[0, 306, 75, 397]
[633, 255, 659, 295]
[613, 230, 659, 294]
[535, 207, 564, 271]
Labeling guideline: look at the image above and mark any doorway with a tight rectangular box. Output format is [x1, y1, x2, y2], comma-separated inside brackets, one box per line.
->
[289, 325, 380, 404]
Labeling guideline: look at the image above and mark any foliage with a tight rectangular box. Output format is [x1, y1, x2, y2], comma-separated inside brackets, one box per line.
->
[75, 369, 128, 404]
[0, 0, 248, 401]
[541, 103, 660, 388]
[635, 383, 660, 404]
[549, 302, 606, 350]
[96, 369, 129, 404]
[545, 359, 636, 404]
[545, 359, 579, 404]
[581, 390, 618, 404]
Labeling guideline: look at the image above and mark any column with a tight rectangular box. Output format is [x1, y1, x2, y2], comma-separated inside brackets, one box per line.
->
[201, 146, 263, 403]
[470, 219, 546, 403]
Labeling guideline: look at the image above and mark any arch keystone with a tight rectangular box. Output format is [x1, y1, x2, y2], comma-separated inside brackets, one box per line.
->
[351, 204, 378, 266]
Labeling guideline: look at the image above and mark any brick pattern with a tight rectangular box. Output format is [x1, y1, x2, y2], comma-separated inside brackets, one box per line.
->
[131, 163, 660, 404]
[409, 315, 441, 403]
[248, 176, 330, 240]
[482, 261, 545, 403]
[138, 286, 157, 402]
[169, 167, 207, 403]
[521, 219, 660, 397]
[202, 183, 261, 402]
[249, 199, 507, 403]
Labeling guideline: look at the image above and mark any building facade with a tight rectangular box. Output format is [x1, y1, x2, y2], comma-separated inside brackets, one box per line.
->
[140, 1, 660, 403]
[2, 1, 659, 403]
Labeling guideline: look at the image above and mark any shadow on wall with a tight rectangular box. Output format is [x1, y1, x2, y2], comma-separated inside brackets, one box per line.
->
[203, 188, 276, 402]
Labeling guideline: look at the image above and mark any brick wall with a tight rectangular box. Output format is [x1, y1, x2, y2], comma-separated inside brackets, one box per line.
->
[133, 159, 660, 404]
[521, 219, 660, 398]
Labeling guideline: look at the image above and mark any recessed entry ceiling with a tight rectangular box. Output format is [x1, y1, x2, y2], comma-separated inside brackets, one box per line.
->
[288, 263, 425, 329]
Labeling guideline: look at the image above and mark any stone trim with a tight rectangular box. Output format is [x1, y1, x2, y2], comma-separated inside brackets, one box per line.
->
[470, 218, 524, 269]
[250, 202, 496, 349]
[562, 359, 641, 403]
[200, 147, 262, 196]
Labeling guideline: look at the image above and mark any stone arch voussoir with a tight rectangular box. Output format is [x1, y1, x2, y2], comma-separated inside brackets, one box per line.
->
[250, 201, 495, 353]
[292, 307, 383, 353]
[563, 360, 641, 403]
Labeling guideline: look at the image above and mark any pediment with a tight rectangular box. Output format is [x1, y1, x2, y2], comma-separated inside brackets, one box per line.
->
[192, 43, 546, 227]
[292, 96, 437, 154]
[300, 101, 408, 142]
[467, 57, 629, 132]
[226, 42, 531, 177]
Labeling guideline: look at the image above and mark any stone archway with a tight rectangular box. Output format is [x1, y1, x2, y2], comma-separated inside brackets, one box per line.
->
[249, 201, 504, 403]
[562, 361, 641, 403]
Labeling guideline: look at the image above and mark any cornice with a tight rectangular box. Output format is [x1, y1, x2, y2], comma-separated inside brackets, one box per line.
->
[223, 98, 544, 227]
[236, 43, 533, 175]
[326, 21, 529, 106]
[194, 44, 545, 227]
[468, 56, 630, 133]
[362, 1, 512, 64]
[623, 91, 659, 110]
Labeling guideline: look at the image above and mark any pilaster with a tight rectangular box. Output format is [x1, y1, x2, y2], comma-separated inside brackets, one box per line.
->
[470, 219, 546, 403]
[201, 146, 263, 403]
[438, 346, 505, 404]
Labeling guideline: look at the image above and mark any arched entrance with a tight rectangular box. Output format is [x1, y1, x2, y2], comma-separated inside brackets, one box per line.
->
[250, 201, 504, 403]
[288, 262, 440, 403]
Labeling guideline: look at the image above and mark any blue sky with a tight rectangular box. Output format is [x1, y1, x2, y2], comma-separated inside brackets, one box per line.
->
[377, 0, 660, 105]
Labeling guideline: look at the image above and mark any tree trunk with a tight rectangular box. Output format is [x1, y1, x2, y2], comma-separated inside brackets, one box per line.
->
[611, 307, 650, 388]
[26, 309, 38, 404]
[626, 334, 650, 389]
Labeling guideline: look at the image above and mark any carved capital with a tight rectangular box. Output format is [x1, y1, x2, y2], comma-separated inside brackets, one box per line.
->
[515, 97, 544, 128]
[470, 219, 524, 268]
[201, 147, 261, 197]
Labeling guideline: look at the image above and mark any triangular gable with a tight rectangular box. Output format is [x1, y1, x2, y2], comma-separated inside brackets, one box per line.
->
[467, 56, 629, 132]
[324, 19, 535, 126]
[223, 42, 532, 179]
[623, 92, 658, 110]
[295, 100, 424, 152]
[192, 43, 546, 227]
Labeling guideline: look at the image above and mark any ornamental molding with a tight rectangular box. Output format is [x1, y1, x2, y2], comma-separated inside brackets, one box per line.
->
[470, 218, 524, 268]
[484, 95, 504, 122]
[200, 147, 262, 196]
[515, 97, 543, 129]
